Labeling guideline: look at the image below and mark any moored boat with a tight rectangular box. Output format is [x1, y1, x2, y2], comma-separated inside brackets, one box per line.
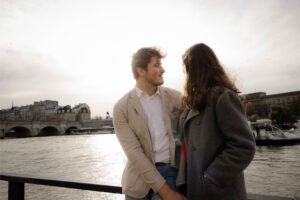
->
[250, 119, 300, 146]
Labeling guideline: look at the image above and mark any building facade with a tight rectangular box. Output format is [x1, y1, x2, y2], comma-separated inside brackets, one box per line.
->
[242, 91, 300, 118]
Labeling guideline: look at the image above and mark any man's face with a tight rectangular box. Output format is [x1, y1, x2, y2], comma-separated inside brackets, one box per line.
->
[142, 56, 165, 86]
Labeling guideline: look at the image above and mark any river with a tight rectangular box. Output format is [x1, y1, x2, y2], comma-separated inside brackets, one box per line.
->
[0, 134, 299, 199]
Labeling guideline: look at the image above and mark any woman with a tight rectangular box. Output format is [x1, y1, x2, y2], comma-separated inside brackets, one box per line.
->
[177, 43, 256, 200]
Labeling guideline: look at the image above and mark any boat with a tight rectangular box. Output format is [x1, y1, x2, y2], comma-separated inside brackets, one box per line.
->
[250, 119, 300, 146]
[70, 126, 114, 135]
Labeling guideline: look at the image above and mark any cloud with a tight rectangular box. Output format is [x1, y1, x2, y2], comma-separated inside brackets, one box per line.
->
[0, 0, 299, 115]
[236, 63, 300, 94]
[0, 48, 73, 108]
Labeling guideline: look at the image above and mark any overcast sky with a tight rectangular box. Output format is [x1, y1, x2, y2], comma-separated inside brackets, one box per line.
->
[0, 0, 299, 117]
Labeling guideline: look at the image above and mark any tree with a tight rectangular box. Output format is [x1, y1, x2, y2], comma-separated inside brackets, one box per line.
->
[105, 112, 111, 119]
[269, 105, 295, 128]
[288, 98, 300, 116]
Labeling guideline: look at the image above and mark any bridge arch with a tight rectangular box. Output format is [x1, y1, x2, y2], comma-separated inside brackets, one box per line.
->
[5, 126, 32, 138]
[65, 126, 79, 135]
[38, 126, 60, 136]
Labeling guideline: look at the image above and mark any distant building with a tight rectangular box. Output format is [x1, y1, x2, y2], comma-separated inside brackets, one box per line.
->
[243, 92, 266, 101]
[265, 91, 300, 108]
[242, 91, 300, 117]
[0, 100, 91, 122]
[72, 103, 91, 122]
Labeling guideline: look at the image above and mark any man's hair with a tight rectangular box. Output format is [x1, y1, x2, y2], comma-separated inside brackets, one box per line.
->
[131, 47, 165, 79]
[182, 43, 239, 110]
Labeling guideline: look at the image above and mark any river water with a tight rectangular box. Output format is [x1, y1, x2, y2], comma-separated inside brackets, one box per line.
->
[0, 134, 299, 199]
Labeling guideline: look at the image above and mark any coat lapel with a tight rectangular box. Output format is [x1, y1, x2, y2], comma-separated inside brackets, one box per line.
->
[160, 88, 172, 114]
[159, 88, 172, 133]
[128, 89, 148, 122]
[185, 109, 200, 123]
[181, 109, 200, 135]
[179, 109, 189, 138]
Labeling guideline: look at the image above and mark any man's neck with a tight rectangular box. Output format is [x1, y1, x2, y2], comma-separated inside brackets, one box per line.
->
[136, 80, 158, 96]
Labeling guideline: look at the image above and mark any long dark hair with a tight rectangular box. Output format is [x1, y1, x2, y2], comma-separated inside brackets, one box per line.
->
[182, 43, 239, 110]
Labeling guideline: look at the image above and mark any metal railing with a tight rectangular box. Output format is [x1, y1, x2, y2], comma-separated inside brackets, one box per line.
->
[0, 173, 296, 200]
[0, 173, 122, 200]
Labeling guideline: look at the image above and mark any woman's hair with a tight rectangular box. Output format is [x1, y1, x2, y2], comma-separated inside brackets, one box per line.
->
[182, 43, 239, 110]
[131, 47, 165, 79]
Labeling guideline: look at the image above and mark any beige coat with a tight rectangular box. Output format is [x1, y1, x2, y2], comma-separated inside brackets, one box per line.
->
[113, 87, 182, 198]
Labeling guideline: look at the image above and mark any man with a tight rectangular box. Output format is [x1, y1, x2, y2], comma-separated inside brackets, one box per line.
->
[113, 47, 186, 200]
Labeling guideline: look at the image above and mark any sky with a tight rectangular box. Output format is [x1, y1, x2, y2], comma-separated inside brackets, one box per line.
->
[0, 0, 299, 117]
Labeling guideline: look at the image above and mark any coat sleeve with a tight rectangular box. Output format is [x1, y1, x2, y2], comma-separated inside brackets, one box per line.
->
[204, 90, 256, 187]
[113, 99, 165, 193]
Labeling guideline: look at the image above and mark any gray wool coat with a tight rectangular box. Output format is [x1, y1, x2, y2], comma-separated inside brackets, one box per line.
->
[176, 86, 256, 200]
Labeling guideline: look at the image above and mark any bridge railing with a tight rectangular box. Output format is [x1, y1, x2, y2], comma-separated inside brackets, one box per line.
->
[0, 172, 297, 200]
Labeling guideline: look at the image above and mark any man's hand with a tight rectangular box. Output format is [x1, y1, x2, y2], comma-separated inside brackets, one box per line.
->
[158, 183, 187, 200]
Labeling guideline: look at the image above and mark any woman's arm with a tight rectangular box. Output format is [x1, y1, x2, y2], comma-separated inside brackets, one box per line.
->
[204, 90, 256, 187]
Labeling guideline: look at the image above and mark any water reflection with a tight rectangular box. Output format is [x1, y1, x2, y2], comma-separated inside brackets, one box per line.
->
[244, 145, 300, 198]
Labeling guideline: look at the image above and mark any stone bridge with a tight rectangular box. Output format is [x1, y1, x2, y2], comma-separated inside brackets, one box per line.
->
[0, 119, 113, 138]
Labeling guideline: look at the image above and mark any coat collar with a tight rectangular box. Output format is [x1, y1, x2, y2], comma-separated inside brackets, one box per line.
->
[128, 86, 173, 121]
[134, 86, 161, 98]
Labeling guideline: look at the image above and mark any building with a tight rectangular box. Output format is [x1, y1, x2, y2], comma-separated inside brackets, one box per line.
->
[0, 100, 91, 122]
[265, 91, 300, 108]
[242, 91, 300, 117]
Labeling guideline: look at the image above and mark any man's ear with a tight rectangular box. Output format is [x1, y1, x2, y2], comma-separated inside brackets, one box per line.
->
[137, 67, 146, 77]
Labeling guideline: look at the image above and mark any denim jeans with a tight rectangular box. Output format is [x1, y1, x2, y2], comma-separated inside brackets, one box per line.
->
[125, 164, 178, 200]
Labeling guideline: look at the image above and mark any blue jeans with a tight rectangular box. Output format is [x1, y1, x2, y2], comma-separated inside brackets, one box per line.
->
[125, 163, 178, 200]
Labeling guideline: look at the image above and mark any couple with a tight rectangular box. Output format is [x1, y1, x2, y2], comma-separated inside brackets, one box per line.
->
[113, 43, 256, 200]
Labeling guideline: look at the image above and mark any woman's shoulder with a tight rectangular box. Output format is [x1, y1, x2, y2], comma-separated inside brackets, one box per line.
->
[208, 86, 239, 106]
[210, 86, 238, 98]
[210, 86, 232, 94]
[209, 86, 226, 98]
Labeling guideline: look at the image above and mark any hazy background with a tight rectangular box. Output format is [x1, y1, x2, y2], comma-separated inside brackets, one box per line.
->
[1, 0, 299, 117]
